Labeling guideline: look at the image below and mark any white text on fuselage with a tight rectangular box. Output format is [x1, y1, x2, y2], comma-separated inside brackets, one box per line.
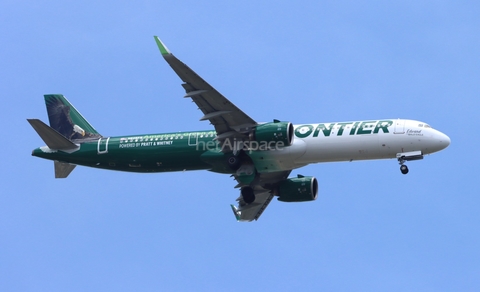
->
[118, 137, 174, 148]
[406, 129, 423, 136]
[117, 132, 215, 148]
[294, 120, 394, 138]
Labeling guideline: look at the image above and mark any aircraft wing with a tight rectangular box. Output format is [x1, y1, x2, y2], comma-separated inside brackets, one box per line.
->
[232, 170, 291, 222]
[154, 36, 257, 140]
[154, 37, 286, 221]
[231, 192, 273, 222]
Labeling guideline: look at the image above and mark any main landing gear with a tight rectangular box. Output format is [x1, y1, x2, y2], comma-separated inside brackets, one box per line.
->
[241, 187, 255, 204]
[396, 151, 424, 175]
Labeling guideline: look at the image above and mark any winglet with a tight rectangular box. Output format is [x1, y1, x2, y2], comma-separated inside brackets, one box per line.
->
[154, 36, 171, 56]
[230, 204, 241, 221]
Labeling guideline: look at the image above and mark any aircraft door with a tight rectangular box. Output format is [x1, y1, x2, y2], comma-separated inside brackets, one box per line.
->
[394, 120, 405, 134]
[188, 133, 198, 146]
[97, 137, 110, 154]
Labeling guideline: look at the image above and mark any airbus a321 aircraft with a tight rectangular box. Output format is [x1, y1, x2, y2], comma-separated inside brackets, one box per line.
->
[28, 36, 451, 222]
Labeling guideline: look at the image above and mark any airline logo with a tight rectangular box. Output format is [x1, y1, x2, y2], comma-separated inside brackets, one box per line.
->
[295, 120, 394, 138]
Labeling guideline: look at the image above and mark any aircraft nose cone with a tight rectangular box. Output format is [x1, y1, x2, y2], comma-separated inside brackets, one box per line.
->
[436, 131, 451, 151]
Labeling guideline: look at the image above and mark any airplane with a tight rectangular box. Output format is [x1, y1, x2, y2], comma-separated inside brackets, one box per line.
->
[27, 36, 451, 222]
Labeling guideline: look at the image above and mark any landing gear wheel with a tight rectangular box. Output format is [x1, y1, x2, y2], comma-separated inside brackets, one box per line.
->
[400, 164, 409, 175]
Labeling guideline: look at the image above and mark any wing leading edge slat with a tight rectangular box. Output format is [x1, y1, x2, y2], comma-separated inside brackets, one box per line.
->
[154, 36, 256, 137]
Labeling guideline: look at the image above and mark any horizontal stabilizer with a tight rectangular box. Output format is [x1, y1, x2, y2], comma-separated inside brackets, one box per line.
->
[54, 161, 76, 178]
[27, 119, 79, 151]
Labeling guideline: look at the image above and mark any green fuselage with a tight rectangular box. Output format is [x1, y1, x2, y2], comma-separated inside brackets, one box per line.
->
[32, 130, 231, 173]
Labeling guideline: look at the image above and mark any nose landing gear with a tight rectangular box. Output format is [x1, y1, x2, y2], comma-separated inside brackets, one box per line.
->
[400, 164, 409, 174]
[396, 150, 423, 175]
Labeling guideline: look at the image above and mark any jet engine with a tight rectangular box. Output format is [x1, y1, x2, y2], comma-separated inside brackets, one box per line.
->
[277, 175, 318, 202]
[250, 121, 294, 148]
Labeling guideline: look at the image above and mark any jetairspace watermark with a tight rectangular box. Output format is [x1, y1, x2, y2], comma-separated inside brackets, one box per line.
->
[196, 139, 286, 152]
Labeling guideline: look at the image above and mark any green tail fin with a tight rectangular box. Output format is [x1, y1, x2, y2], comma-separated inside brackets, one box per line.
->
[44, 94, 101, 140]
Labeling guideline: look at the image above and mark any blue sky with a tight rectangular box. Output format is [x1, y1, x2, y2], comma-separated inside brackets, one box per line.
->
[1, 1, 479, 291]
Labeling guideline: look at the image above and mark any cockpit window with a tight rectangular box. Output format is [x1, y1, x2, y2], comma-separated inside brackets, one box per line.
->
[418, 124, 424, 127]
[424, 124, 432, 128]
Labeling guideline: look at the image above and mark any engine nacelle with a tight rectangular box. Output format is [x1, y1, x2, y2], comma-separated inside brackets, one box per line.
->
[277, 175, 318, 202]
[250, 121, 294, 148]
